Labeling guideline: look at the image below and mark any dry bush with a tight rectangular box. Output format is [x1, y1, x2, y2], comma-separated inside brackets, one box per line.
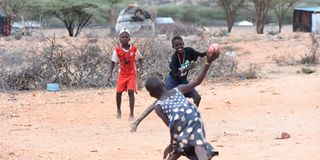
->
[0, 35, 172, 91]
[299, 33, 319, 65]
[272, 55, 298, 66]
[239, 63, 261, 79]
[267, 29, 279, 36]
[273, 33, 320, 66]
[136, 37, 172, 81]
[213, 29, 228, 37]
[187, 44, 239, 80]
[1, 35, 114, 91]
[39, 36, 113, 88]
[156, 22, 197, 39]
[0, 48, 43, 90]
[1, 32, 243, 92]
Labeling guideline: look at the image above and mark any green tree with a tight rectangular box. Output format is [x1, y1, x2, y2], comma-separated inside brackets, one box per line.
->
[273, 0, 299, 33]
[251, 0, 274, 34]
[216, 0, 246, 33]
[96, 0, 127, 33]
[0, 0, 26, 35]
[27, 0, 127, 37]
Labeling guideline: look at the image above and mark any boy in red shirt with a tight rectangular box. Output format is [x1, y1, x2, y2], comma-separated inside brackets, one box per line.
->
[109, 28, 143, 120]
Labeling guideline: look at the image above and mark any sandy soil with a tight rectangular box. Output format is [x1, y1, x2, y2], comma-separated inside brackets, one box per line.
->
[1, 26, 320, 160]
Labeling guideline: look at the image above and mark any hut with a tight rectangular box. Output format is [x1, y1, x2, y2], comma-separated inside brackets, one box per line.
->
[293, 7, 320, 32]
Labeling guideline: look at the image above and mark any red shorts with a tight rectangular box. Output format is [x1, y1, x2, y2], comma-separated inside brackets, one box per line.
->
[116, 73, 137, 93]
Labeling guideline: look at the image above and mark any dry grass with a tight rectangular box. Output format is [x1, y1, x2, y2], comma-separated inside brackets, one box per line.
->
[1, 25, 319, 91]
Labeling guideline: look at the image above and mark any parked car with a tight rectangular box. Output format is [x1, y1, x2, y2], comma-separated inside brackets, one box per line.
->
[115, 5, 155, 36]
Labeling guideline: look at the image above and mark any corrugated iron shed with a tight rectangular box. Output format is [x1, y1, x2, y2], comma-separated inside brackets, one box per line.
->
[293, 7, 320, 32]
[295, 7, 320, 13]
[156, 17, 175, 24]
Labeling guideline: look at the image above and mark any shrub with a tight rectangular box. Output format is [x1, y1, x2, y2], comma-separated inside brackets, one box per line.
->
[239, 63, 260, 79]
[299, 33, 319, 65]
[0, 32, 241, 91]
[272, 55, 298, 66]
[267, 30, 279, 36]
[213, 29, 228, 37]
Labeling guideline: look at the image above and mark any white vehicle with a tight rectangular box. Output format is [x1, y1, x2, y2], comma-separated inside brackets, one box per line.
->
[12, 20, 41, 34]
[115, 5, 155, 36]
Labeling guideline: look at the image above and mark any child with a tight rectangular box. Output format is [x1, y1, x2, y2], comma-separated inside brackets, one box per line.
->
[109, 28, 143, 120]
[131, 36, 207, 132]
[144, 45, 220, 160]
[165, 35, 207, 106]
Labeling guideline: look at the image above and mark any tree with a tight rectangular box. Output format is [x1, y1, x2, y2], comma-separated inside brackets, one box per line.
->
[96, 0, 124, 34]
[28, 0, 102, 37]
[251, 0, 274, 34]
[28, 0, 128, 37]
[273, 0, 299, 33]
[216, 0, 246, 33]
[0, 0, 26, 36]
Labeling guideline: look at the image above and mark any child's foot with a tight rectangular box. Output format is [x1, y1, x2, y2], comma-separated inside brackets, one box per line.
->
[117, 111, 121, 119]
[129, 114, 134, 121]
[130, 121, 138, 132]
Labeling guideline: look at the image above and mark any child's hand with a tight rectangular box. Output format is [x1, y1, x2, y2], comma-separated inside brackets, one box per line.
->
[163, 144, 173, 159]
[207, 43, 220, 64]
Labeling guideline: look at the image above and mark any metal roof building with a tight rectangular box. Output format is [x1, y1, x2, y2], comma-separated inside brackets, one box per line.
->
[156, 17, 175, 25]
[293, 7, 320, 32]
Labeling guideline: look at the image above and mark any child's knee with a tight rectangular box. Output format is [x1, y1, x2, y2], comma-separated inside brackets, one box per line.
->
[128, 90, 134, 96]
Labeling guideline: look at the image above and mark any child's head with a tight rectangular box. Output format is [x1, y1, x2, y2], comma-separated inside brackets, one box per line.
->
[145, 77, 164, 99]
[119, 28, 130, 45]
[171, 36, 184, 54]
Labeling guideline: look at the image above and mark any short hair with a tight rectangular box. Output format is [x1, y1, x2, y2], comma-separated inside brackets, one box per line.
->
[145, 77, 162, 95]
[171, 35, 183, 45]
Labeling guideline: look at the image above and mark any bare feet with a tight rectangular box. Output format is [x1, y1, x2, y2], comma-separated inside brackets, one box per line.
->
[130, 121, 138, 132]
[129, 114, 134, 121]
[117, 111, 121, 119]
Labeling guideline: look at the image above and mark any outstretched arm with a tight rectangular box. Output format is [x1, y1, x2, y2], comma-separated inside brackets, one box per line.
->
[177, 46, 220, 94]
[130, 101, 156, 132]
[177, 62, 211, 94]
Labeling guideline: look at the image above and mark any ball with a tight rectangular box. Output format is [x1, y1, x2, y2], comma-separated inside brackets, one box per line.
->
[207, 43, 220, 56]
